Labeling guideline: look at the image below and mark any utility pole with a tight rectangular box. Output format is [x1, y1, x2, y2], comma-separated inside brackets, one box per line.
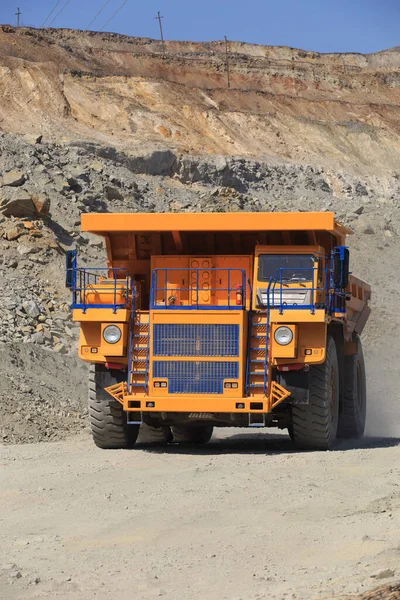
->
[156, 11, 166, 58]
[16, 7, 21, 27]
[224, 35, 231, 88]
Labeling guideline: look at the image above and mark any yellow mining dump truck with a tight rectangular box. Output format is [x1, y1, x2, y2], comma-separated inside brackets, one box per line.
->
[66, 212, 371, 450]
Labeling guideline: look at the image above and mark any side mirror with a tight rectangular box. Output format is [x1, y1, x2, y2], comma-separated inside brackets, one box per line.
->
[333, 247, 349, 289]
[65, 249, 77, 289]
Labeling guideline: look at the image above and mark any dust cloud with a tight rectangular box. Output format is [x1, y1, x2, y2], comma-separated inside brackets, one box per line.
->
[365, 351, 400, 438]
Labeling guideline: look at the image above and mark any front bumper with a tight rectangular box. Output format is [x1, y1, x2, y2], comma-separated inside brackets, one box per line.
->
[105, 381, 290, 413]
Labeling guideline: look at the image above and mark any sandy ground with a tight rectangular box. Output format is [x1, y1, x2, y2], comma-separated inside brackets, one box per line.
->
[1, 430, 400, 600]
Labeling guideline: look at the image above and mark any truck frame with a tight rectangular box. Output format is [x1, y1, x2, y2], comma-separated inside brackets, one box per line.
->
[67, 211, 371, 450]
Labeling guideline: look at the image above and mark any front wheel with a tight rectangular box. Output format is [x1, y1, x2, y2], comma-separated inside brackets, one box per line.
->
[172, 425, 214, 444]
[88, 364, 139, 449]
[291, 336, 339, 450]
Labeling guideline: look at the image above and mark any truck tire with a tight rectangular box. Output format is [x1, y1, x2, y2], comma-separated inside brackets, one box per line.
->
[172, 425, 214, 444]
[291, 336, 339, 450]
[137, 423, 173, 444]
[88, 364, 139, 449]
[337, 336, 366, 439]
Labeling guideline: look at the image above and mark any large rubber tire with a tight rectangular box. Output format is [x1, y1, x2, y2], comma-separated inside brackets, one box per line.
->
[337, 336, 366, 439]
[291, 336, 339, 450]
[172, 425, 214, 444]
[137, 423, 173, 444]
[88, 364, 139, 449]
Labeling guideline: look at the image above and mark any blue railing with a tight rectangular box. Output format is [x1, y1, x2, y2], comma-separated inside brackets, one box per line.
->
[261, 260, 348, 317]
[68, 264, 134, 313]
[259, 267, 323, 315]
[150, 268, 249, 310]
[245, 279, 254, 395]
[126, 289, 137, 394]
[327, 273, 347, 316]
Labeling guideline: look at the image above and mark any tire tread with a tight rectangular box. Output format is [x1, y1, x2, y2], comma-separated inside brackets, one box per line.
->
[88, 364, 139, 449]
[291, 336, 339, 450]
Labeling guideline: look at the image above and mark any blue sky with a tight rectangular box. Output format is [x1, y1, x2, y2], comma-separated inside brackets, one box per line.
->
[2, 0, 399, 54]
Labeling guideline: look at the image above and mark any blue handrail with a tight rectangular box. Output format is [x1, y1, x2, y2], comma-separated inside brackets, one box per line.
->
[150, 267, 248, 310]
[259, 266, 322, 315]
[245, 278, 254, 395]
[68, 265, 133, 314]
[259, 260, 348, 317]
[265, 277, 274, 394]
[126, 289, 137, 394]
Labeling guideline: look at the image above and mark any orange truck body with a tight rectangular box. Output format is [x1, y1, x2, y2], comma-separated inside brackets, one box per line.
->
[71, 211, 371, 424]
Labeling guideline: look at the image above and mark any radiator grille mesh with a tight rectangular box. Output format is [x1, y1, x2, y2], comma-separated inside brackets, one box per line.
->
[153, 324, 239, 357]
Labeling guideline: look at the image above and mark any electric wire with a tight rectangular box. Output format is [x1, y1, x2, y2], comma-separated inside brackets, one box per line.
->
[84, 0, 114, 31]
[48, 0, 72, 28]
[100, 0, 129, 32]
[41, 0, 64, 27]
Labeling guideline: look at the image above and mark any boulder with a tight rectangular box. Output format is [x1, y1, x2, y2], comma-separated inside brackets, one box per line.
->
[105, 185, 123, 201]
[0, 189, 36, 218]
[371, 569, 395, 580]
[53, 342, 67, 353]
[354, 214, 377, 235]
[1, 170, 26, 187]
[17, 244, 40, 256]
[22, 300, 41, 318]
[31, 332, 45, 345]
[3, 224, 24, 241]
[23, 134, 43, 145]
[31, 195, 50, 217]
[89, 161, 103, 173]
[360, 224, 375, 235]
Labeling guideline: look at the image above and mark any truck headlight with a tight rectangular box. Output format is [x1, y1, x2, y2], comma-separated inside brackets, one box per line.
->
[103, 325, 122, 344]
[274, 326, 293, 346]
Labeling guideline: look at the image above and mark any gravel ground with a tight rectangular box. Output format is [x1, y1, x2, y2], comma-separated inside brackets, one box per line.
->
[1, 430, 399, 600]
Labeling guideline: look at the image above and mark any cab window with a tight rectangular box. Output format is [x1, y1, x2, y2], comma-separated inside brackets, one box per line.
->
[258, 254, 315, 283]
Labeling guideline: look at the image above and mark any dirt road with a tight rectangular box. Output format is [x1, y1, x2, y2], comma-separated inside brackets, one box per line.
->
[1, 431, 399, 600]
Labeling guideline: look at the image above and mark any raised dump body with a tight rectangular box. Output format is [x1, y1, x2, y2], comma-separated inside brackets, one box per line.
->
[68, 212, 371, 450]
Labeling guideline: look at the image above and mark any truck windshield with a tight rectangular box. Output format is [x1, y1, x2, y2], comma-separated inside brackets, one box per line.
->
[258, 254, 315, 283]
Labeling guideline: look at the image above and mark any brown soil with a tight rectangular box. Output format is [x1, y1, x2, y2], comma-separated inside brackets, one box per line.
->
[1, 27, 400, 176]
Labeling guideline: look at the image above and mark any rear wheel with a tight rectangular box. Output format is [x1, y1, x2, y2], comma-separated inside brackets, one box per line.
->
[337, 336, 366, 439]
[291, 336, 339, 450]
[172, 425, 214, 444]
[137, 423, 173, 444]
[88, 364, 139, 449]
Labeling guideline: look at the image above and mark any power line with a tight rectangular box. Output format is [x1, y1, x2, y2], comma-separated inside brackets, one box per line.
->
[84, 0, 113, 31]
[100, 0, 130, 32]
[41, 0, 63, 27]
[48, 0, 72, 28]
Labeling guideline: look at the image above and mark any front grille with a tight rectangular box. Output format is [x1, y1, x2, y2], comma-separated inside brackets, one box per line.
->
[153, 361, 239, 394]
[153, 324, 239, 357]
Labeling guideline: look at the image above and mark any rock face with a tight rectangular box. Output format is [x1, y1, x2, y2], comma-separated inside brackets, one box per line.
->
[2, 26, 400, 182]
